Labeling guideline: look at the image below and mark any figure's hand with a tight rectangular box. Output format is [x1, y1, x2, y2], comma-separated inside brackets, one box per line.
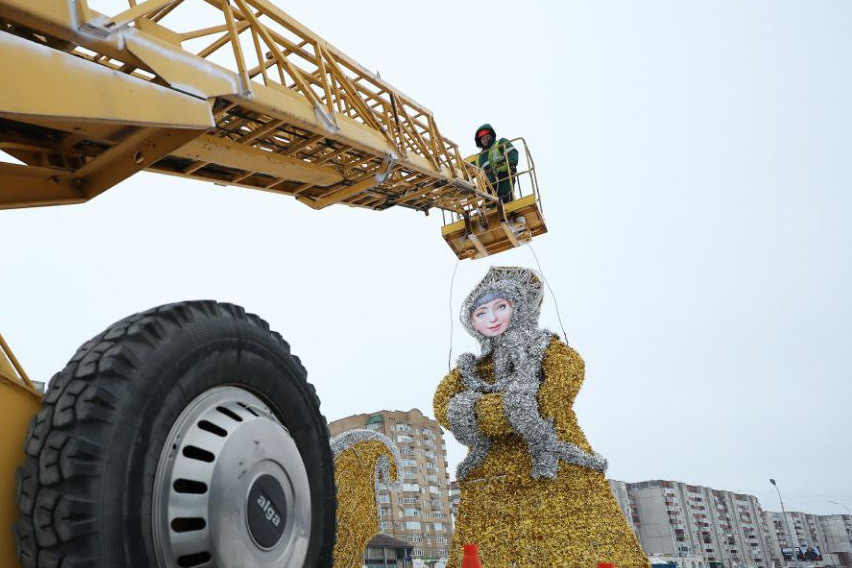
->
[502, 380, 539, 398]
[588, 452, 608, 472]
[531, 455, 559, 479]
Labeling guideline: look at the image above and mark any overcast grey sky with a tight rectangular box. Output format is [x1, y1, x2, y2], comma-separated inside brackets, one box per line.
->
[1, 1, 850, 515]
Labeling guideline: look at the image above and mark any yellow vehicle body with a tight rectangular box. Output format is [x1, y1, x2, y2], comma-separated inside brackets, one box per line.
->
[0, 336, 42, 567]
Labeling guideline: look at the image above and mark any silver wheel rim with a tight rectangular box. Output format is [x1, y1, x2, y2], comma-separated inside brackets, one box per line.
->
[153, 386, 312, 568]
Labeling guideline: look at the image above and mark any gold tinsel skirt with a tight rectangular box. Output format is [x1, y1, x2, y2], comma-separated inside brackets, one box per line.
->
[449, 439, 649, 568]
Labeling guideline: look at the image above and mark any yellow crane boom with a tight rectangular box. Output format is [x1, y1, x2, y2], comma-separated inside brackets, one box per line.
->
[0, 0, 547, 258]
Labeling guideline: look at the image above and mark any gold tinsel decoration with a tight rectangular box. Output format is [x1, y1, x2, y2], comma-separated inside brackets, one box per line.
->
[332, 440, 399, 568]
[435, 339, 651, 568]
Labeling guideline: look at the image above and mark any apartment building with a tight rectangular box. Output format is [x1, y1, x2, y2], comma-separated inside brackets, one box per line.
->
[819, 515, 852, 556]
[329, 408, 453, 561]
[764, 510, 851, 566]
[612, 479, 851, 568]
[614, 480, 774, 568]
[609, 480, 640, 535]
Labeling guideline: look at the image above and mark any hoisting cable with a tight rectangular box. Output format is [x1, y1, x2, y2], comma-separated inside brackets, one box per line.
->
[526, 242, 569, 344]
[447, 258, 460, 373]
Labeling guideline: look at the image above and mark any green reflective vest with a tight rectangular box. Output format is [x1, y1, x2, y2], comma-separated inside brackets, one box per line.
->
[478, 138, 515, 175]
[488, 142, 510, 173]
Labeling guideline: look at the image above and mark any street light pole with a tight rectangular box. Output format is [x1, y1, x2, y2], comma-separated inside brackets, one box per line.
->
[828, 500, 851, 516]
[770, 479, 800, 568]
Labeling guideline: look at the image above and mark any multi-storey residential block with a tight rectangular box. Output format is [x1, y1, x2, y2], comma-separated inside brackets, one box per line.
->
[608, 480, 640, 535]
[329, 409, 453, 561]
[819, 514, 852, 556]
[612, 479, 849, 568]
[763, 510, 848, 567]
[614, 480, 774, 568]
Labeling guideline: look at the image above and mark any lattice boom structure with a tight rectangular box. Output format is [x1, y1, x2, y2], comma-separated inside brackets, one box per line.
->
[0, 0, 547, 257]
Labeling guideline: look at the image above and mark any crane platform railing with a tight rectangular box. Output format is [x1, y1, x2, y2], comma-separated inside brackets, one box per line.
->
[0, 0, 546, 257]
[441, 138, 547, 259]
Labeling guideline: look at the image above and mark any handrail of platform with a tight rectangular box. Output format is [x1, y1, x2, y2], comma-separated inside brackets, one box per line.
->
[441, 137, 539, 226]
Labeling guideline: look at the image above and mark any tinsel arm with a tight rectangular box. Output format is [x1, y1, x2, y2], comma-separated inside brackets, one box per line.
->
[539, 339, 586, 422]
[433, 368, 464, 430]
[475, 393, 514, 437]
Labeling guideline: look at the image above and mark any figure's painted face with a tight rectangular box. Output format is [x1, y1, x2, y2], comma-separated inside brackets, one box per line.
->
[471, 298, 513, 337]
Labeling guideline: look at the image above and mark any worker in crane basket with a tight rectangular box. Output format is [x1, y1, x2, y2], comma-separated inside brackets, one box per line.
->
[475, 123, 519, 203]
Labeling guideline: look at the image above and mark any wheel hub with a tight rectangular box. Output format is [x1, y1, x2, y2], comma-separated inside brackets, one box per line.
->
[153, 386, 311, 568]
[247, 474, 288, 549]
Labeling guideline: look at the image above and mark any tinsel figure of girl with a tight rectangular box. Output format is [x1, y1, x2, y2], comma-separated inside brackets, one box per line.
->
[434, 267, 649, 567]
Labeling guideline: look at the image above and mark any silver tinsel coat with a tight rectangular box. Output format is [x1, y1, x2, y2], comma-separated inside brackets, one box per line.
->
[448, 266, 607, 480]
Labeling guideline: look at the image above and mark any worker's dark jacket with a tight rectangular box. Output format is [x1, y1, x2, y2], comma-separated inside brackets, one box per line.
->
[474, 123, 519, 202]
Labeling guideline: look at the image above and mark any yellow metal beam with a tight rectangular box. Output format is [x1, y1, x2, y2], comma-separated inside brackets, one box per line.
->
[0, 30, 214, 129]
[0, 329, 36, 392]
[0, 378, 42, 568]
[296, 174, 379, 210]
[74, 127, 205, 199]
[0, 329, 42, 568]
[0, 127, 204, 208]
[91, 0, 179, 32]
[172, 134, 344, 186]
[467, 232, 488, 258]
[0, 163, 85, 209]
[125, 32, 242, 98]
[501, 221, 521, 248]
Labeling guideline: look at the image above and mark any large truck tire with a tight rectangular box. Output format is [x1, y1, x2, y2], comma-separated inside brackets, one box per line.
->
[14, 301, 336, 568]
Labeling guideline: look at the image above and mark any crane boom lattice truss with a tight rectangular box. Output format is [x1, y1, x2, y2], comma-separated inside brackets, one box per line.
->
[0, 0, 546, 257]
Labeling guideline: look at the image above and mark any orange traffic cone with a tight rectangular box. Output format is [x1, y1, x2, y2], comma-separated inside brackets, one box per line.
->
[462, 544, 482, 568]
